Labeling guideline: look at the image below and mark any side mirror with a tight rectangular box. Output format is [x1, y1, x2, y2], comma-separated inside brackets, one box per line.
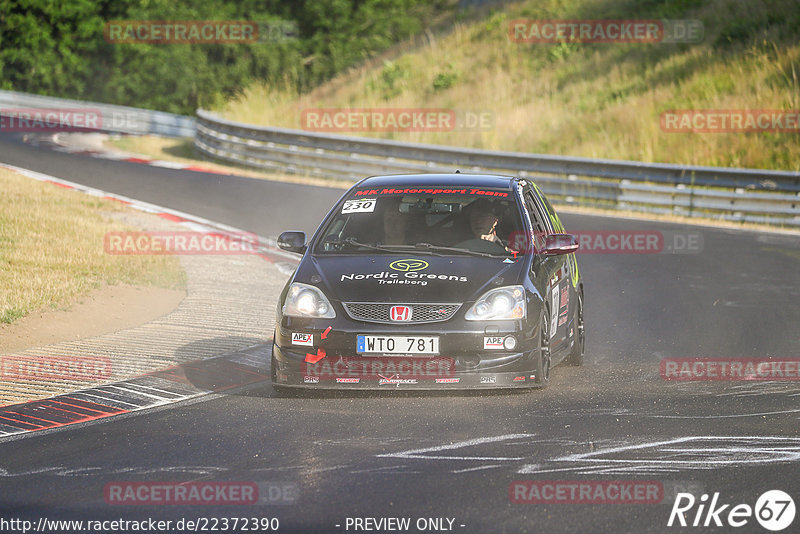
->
[542, 233, 579, 255]
[278, 231, 307, 253]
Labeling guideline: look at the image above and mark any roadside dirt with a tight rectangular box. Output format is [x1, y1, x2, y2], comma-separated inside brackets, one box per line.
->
[0, 284, 185, 354]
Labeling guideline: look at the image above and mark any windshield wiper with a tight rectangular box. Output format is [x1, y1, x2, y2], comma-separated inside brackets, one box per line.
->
[412, 242, 505, 258]
[337, 237, 400, 254]
[338, 237, 447, 256]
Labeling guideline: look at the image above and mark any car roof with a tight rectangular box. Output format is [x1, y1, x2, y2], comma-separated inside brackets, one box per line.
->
[355, 173, 517, 190]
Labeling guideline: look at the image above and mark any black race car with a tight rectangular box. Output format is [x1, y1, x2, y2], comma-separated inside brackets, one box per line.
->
[272, 173, 584, 389]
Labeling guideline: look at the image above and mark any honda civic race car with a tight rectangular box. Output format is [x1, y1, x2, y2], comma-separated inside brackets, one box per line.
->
[272, 173, 584, 389]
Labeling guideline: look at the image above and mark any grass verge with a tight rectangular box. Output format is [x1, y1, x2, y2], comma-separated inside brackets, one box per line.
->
[0, 167, 186, 324]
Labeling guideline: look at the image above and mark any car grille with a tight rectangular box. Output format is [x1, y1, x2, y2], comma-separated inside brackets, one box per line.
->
[342, 302, 461, 324]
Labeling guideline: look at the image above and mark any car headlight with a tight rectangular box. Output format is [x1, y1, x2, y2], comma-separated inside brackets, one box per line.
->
[465, 285, 526, 321]
[282, 282, 336, 318]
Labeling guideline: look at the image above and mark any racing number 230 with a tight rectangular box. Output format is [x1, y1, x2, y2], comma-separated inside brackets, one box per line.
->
[342, 198, 377, 214]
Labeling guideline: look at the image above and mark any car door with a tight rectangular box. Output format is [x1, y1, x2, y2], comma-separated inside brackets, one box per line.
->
[526, 185, 572, 350]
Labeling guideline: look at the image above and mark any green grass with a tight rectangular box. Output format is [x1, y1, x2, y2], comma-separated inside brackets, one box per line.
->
[0, 168, 186, 325]
[217, 0, 800, 171]
[1, 308, 25, 325]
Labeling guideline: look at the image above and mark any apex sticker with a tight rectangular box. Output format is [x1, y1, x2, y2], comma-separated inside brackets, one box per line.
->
[484, 336, 504, 350]
[291, 332, 313, 346]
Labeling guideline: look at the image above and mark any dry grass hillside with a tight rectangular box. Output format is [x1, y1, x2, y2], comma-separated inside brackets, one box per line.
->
[219, 0, 800, 170]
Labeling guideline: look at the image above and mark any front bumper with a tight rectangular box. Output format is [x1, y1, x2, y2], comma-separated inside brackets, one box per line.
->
[271, 316, 543, 390]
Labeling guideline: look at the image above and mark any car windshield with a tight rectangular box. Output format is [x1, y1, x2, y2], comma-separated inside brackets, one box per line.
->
[315, 187, 525, 256]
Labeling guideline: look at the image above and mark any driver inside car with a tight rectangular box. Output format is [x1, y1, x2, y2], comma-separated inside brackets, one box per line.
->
[453, 200, 508, 253]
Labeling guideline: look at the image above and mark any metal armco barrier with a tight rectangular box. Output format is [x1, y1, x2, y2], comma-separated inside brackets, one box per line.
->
[195, 109, 800, 227]
[1, 89, 797, 227]
[0, 90, 195, 137]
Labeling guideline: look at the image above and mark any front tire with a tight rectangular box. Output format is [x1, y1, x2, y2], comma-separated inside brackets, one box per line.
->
[270, 343, 290, 394]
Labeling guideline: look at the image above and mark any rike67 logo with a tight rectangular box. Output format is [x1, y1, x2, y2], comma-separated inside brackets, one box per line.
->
[668, 490, 795, 531]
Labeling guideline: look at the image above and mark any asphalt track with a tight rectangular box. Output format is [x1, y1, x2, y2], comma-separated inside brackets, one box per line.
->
[1, 132, 800, 533]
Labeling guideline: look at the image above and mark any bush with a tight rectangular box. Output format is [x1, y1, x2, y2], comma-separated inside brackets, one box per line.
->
[0, 0, 450, 114]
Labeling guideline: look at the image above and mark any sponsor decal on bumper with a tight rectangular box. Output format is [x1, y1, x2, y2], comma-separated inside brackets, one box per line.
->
[335, 377, 360, 384]
[378, 376, 419, 385]
[484, 336, 504, 350]
[302, 357, 455, 382]
[291, 332, 313, 346]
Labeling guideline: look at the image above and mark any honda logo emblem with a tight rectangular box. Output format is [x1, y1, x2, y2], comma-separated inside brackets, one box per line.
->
[390, 306, 412, 322]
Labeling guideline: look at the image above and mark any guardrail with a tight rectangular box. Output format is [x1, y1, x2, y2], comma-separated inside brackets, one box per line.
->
[0, 90, 195, 137]
[195, 109, 800, 227]
[1, 89, 797, 227]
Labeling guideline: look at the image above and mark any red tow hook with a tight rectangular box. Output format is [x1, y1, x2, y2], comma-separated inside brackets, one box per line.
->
[305, 348, 326, 363]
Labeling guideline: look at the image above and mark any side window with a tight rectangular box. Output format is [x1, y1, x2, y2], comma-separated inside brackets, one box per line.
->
[522, 190, 547, 252]
[533, 184, 577, 284]
[533, 184, 565, 233]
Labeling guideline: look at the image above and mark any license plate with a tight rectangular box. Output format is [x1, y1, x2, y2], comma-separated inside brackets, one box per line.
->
[357, 335, 439, 355]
